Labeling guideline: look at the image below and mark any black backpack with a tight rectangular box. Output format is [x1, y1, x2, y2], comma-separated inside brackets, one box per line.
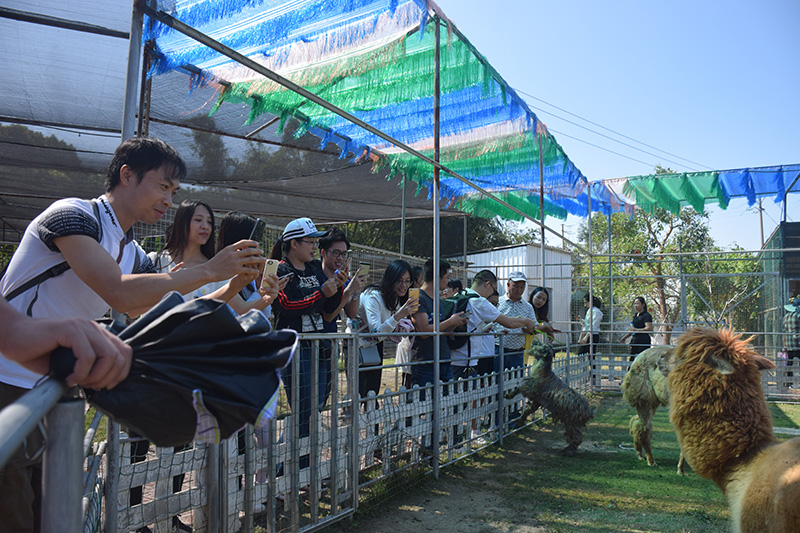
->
[444, 291, 479, 351]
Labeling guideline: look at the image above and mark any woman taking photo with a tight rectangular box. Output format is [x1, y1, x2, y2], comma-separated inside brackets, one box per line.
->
[356, 259, 419, 399]
[620, 296, 653, 360]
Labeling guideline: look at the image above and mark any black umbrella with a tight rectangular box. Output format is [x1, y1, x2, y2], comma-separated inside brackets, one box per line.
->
[51, 292, 296, 447]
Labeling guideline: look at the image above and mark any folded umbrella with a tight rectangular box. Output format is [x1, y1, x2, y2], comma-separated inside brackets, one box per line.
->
[51, 292, 296, 447]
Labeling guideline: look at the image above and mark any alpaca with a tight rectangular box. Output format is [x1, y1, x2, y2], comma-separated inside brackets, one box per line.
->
[621, 345, 685, 474]
[666, 327, 800, 533]
[506, 343, 595, 456]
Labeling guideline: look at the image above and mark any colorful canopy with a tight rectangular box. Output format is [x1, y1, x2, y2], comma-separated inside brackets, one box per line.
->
[144, 0, 798, 221]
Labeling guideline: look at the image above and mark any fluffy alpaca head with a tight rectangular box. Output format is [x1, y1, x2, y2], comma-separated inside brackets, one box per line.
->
[667, 327, 777, 482]
[527, 342, 554, 363]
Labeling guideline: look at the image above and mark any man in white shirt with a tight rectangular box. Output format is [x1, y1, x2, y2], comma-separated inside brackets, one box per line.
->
[494, 271, 537, 372]
[450, 270, 538, 443]
[0, 137, 264, 532]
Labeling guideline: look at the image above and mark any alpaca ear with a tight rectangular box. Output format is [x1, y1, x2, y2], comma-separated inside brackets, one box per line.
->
[752, 354, 775, 371]
[705, 354, 735, 375]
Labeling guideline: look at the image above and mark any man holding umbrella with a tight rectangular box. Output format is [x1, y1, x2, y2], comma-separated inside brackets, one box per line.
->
[0, 136, 265, 532]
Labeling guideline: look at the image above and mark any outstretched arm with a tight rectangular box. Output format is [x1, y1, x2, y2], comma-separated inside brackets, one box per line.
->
[55, 235, 264, 314]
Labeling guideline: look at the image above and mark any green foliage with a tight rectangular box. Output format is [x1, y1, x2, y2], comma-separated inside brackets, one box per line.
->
[343, 215, 533, 257]
[575, 166, 762, 341]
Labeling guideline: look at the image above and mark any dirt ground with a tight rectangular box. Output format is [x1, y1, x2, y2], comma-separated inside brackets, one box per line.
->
[328, 424, 576, 533]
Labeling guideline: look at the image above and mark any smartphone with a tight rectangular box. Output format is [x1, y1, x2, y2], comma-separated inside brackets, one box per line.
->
[461, 309, 472, 320]
[278, 272, 295, 282]
[262, 258, 279, 278]
[408, 287, 419, 300]
[358, 262, 370, 278]
[249, 218, 267, 242]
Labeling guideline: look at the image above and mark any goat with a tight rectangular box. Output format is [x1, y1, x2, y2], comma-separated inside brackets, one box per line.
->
[665, 327, 800, 533]
[506, 343, 594, 456]
[621, 345, 685, 474]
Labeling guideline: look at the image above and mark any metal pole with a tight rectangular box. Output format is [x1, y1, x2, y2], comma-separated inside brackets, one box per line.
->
[122, 0, 143, 140]
[538, 134, 546, 288]
[608, 215, 614, 340]
[206, 444, 220, 533]
[41, 396, 84, 533]
[463, 214, 468, 280]
[431, 14, 442, 480]
[587, 187, 595, 392]
[400, 175, 407, 255]
[0, 379, 66, 467]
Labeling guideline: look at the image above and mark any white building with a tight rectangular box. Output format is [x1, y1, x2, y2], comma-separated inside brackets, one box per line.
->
[459, 243, 573, 344]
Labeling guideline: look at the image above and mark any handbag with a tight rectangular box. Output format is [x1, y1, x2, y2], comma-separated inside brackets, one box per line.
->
[358, 344, 382, 367]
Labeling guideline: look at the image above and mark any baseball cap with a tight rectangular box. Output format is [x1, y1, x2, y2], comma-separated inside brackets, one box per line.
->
[508, 271, 527, 282]
[282, 217, 326, 240]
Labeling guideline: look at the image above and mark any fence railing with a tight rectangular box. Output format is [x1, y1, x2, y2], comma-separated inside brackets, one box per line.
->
[0, 327, 795, 533]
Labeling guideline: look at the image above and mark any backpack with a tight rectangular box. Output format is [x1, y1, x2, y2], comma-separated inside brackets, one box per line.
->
[444, 291, 479, 351]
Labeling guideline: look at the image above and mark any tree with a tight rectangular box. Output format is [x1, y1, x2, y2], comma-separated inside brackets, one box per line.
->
[343, 215, 533, 258]
[576, 167, 761, 344]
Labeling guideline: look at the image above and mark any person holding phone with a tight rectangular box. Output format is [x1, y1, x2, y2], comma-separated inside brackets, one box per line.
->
[317, 228, 362, 409]
[355, 260, 418, 400]
[215, 212, 286, 315]
[394, 266, 423, 390]
[270, 217, 345, 471]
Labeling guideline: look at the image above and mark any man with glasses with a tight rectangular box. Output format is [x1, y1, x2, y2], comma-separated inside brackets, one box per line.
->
[451, 270, 538, 443]
[317, 228, 361, 409]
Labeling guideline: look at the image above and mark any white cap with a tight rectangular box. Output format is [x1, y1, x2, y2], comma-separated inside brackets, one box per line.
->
[508, 271, 527, 282]
[282, 217, 325, 240]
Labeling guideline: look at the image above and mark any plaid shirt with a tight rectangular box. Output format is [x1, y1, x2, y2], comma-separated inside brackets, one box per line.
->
[494, 295, 536, 350]
[785, 310, 800, 351]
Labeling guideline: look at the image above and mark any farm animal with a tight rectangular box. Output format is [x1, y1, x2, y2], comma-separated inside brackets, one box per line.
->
[666, 327, 800, 533]
[506, 343, 595, 456]
[621, 345, 685, 474]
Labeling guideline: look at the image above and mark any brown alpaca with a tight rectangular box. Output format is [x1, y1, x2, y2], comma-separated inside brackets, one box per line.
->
[506, 343, 594, 456]
[666, 327, 800, 533]
[621, 346, 685, 474]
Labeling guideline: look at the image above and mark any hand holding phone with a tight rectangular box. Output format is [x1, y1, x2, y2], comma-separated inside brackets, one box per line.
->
[358, 262, 370, 279]
[407, 287, 420, 313]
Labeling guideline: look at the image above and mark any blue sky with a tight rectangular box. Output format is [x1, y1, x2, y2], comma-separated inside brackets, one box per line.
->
[433, 0, 800, 249]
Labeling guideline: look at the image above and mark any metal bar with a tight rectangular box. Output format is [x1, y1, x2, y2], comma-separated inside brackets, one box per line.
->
[349, 335, 360, 512]
[538, 134, 546, 287]
[310, 340, 320, 524]
[243, 425, 254, 532]
[121, 0, 144, 140]
[0, 115, 121, 134]
[497, 337, 505, 446]
[608, 215, 613, 327]
[400, 175, 406, 255]
[784, 172, 800, 223]
[206, 444, 220, 533]
[141, 5, 580, 243]
[0, 378, 66, 468]
[463, 214, 468, 278]
[0, 6, 129, 38]
[83, 409, 103, 457]
[41, 397, 84, 533]
[431, 14, 442, 480]
[104, 421, 120, 533]
[587, 188, 595, 393]
[330, 338, 340, 513]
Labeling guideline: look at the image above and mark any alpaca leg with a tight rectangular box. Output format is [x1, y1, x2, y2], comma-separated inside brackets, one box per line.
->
[561, 422, 585, 456]
[629, 415, 646, 461]
[637, 405, 656, 466]
[514, 400, 539, 428]
[676, 450, 686, 475]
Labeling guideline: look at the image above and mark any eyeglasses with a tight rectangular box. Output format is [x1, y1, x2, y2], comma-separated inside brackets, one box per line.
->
[299, 239, 319, 248]
[325, 250, 349, 259]
[396, 278, 412, 287]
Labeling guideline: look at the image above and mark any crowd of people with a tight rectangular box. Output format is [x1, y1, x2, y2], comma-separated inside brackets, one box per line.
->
[8, 136, 795, 532]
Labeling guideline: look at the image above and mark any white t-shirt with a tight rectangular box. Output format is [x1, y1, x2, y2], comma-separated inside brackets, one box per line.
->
[582, 307, 603, 334]
[451, 290, 500, 367]
[148, 250, 228, 300]
[0, 196, 153, 388]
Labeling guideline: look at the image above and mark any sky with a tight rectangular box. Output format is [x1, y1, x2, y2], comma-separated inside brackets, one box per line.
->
[433, 0, 800, 250]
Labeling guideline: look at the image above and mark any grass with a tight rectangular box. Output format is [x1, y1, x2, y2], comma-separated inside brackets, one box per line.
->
[332, 396, 800, 533]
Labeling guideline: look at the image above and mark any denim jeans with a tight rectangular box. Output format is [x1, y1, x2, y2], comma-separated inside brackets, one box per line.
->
[493, 345, 524, 373]
[411, 363, 453, 401]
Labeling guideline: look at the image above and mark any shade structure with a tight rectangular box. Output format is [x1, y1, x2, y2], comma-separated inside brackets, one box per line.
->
[142, 0, 610, 223]
[51, 292, 297, 447]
